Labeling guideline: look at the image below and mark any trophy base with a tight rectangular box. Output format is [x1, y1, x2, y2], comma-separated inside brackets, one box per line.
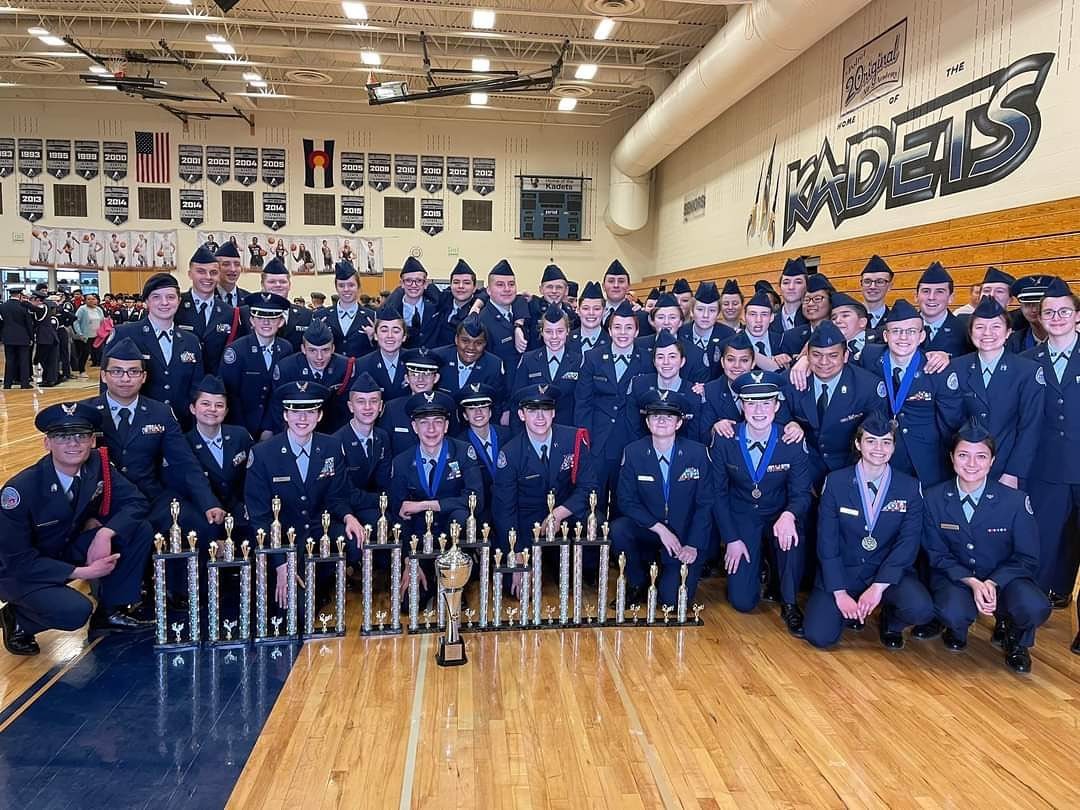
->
[206, 637, 250, 649]
[303, 630, 346, 642]
[254, 634, 300, 645]
[359, 626, 404, 637]
[153, 640, 200, 651]
[436, 638, 467, 666]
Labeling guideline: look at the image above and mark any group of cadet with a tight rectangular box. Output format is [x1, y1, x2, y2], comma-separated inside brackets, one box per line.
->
[1, 242, 1077, 675]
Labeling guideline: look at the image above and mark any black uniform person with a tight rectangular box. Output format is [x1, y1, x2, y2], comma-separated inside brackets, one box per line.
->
[31, 291, 62, 387]
[1, 287, 35, 389]
[0, 402, 154, 655]
[333, 373, 391, 531]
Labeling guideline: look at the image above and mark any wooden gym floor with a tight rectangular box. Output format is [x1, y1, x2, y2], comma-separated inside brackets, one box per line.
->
[1, 384, 1078, 809]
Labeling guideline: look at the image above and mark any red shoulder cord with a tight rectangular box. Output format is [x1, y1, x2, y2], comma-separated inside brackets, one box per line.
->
[97, 446, 112, 517]
[226, 306, 241, 346]
[571, 427, 590, 485]
[337, 356, 357, 397]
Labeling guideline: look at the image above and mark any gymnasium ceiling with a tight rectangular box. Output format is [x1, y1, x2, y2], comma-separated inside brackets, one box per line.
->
[0, 1, 738, 127]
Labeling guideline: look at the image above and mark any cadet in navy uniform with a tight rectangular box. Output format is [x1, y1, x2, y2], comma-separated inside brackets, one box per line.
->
[777, 273, 833, 356]
[434, 315, 508, 420]
[741, 290, 788, 372]
[379, 347, 445, 456]
[782, 321, 887, 485]
[804, 413, 933, 649]
[601, 260, 652, 335]
[945, 298, 1044, 487]
[828, 292, 875, 360]
[916, 262, 970, 357]
[186, 375, 253, 527]
[175, 245, 236, 375]
[333, 373, 391, 531]
[857, 300, 965, 486]
[110, 273, 205, 430]
[31, 292, 61, 387]
[316, 261, 374, 358]
[677, 281, 734, 383]
[1022, 278, 1080, 614]
[388, 392, 485, 604]
[240, 257, 312, 352]
[574, 301, 654, 505]
[477, 259, 532, 369]
[570, 281, 611, 355]
[457, 384, 512, 515]
[215, 240, 250, 308]
[245, 382, 363, 601]
[270, 320, 358, 434]
[710, 371, 813, 636]
[858, 255, 893, 334]
[492, 384, 596, 567]
[921, 424, 1050, 673]
[774, 257, 810, 335]
[627, 331, 702, 441]
[1007, 275, 1052, 354]
[221, 292, 294, 440]
[388, 257, 442, 349]
[511, 306, 582, 429]
[0, 403, 154, 655]
[611, 390, 714, 607]
[354, 305, 411, 402]
[1, 288, 35, 389]
[635, 293, 685, 356]
[433, 259, 481, 347]
[527, 263, 577, 348]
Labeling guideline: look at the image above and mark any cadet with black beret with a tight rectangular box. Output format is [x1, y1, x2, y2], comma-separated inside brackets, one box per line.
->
[176, 245, 236, 376]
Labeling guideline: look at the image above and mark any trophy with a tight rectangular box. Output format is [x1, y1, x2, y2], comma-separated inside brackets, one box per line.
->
[491, 548, 505, 629]
[302, 515, 347, 640]
[422, 509, 435, 553]
[532, 491, 573, 626]
[435, 536, 473, 665]
[676, 563, 689, 625]
[360, 494, 403, 637]
[457, 497, 491, 629]
[152, 500, 201, 649]
[253, 504, 298, 644]
[530, 523, 543, 626]
[206, 515, 252, 647]
[571, 522, 584, 625]
[646, 563, 659, 625]
[614, 552, 627, 625]
[407, 521, 444, 634]
[574, 493, 611, 626]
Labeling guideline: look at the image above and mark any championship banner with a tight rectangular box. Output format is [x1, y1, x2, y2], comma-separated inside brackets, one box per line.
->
[103, 141, 128, 181]
[472, 157, 495, 195]
[394, 154, 418, 192]
[18, 183, 44, 222]
[18, 138, 43, 178]
[46, 139, 71, 179]
[368, 152, 391, 191]
[178, 144, 203, 183]
[447, 156, 469, 194]
[206, 145, 231, 185]
[104, 186, 129, 225]
[261, 148, 286, 187]
[420, 198, 444, 236]
[179, 189, 204, 228]
[341, 151, 365, 191]
[421, 155, 444, 193]
[234, 146, 258, 186]
[75, 140, 100, 180]
[0, 138, 14, 178]
[341, 195, 365, 233]
[263, 192, 286, 230]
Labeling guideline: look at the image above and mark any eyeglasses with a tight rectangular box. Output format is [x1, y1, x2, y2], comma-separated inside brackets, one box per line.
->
[1041, 307, 1076, 320]
[860, 278, 891, 287]
[50, 433, 94, 445]
[104, 368, 145, 378]
[400, 277, 426, 286]
[803, 295, 829, 305]
[886, 327, 923, 338]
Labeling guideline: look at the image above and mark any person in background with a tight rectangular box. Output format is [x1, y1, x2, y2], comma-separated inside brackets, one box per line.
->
[719, 279, 744, 332]
[859, 255, 894, 332]
[73, 293, 105, 378]
[953, 283, 982, 316]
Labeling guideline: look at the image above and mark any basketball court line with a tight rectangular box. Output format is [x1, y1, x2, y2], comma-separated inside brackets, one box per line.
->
[399, 633, 431, 810]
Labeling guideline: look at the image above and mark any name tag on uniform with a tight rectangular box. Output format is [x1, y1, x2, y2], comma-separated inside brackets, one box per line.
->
[273, 475, 292, 483]
[940, 522, 960, 531]
[394, 427, 409, 433]
[35, 519, 60, 528]
[840, 507, 860, 517]
[524, 473, 540, 480]
[638, 474, 655, 482]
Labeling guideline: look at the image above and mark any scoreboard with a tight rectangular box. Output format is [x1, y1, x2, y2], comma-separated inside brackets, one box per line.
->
[518, 175, 587, 241]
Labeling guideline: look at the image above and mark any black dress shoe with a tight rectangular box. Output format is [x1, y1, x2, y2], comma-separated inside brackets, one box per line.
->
[912, 620, 943, 640]
[1071, 633, 1080, 655]
[1047, 591, 1072, 610]
[879, 626, 904, 650]
[780, 603, 805, 638]
[1, 604, 40, 656]
[1005, 645, 1032, 673]
[990, 617, 1008, 649]
[90, 604, 154, 631]
[844, 619, 865, 631]
[942, 629, 967, 652]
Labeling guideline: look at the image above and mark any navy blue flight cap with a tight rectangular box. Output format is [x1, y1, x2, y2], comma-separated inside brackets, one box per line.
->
[541, 264, 566, 284]
[567, 280, 579, 298]
[917, 261, 952, 286]
[720, 279, 741, 298]
[981, 266, 1015, 287]
[193, 375, 227, 398]
[450, 259, 475, 279]
[733, 370, 783, 400]
[489, 258, 514, 277]
[861, 255, 893, 276]
[884, 299, 921, 323]
[1040, 277, 1072, 299]
[262, 256, 289, 276]
[653, 292, 681, 311]
[245, 291, 290, 317]
[334, 260, 357, 280]
[955, 417, 995, 446]
[1011, 274, 1056, 303]
[806, 274, 834, 294]
[580, 280, 604, 301]
[348, 372, 382, 395]
[35, 401, 101, 435]
[641, 389, 687, 417]
[971, 297, 1007, 320]
[610, 300, 637, 319]
[653, 330, 680, 350]
[406, 390, 454, 419]
[190, 245, 219, 266]
[723, 331, 754, 353]
[829, 292, 867, 316]
[782, 257, 808, 277]
[515, 383, 560, 409]
[402, 347, 443, 373]
[755, 279, 777, 296]
[457, 313, 486, 338]
[376, 304, 404, 322]
[646, 287, 660, 302]
[807, 320, 845, 348]
[277, 380, 330, 411]
[604, 260, 629, 279]
[746, 290, 775, 310]
[142, 272, 180, 299]
[672, 278, 691, 295]
[458, 382, 498, 408]
[215, 241, 241, 260]
[302, 320, 334, 346]
[543, 305, 568, 324]
[401, 256, 427, 276]
[859, 411, 896, 437]
[104, 336, 149, 362]
[696, 281, 721, 304]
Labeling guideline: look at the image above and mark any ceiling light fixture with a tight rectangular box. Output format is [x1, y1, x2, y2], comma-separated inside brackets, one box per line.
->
[88, 64, 108, 74]
[27, 27, 49, 36]
[574, 63, 597, 80]
[242, 71, 262, 81]
[360, 51, 381, 65]
[39, 35, 67, 47]
[342, 2, 368, 20]
[249, 80, 267, 88]
[469, 92, 488, 106]
[212, 43, 236, 55]
[166, 0, 192, 6]
[471, 57, 490, 72]
[205, 34, 225, 43]
[594, 18, 615, 40]
[558, 97, 578, 111]
[472, 9, 496, 30]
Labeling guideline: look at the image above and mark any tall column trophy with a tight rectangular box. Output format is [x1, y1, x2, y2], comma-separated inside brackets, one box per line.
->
[302, 512, 348, 639]
[253, 495, 299, 643]
[574, 492, 611, 625]
[407, 509, 443, 634]
[360, 493, 403, 636]
[206, 515, 252, 647]
[531, 491, 573, 626]
[456, 493, 491, 630]
[152, 499, 201, 649]
[434, 534, 472, 666]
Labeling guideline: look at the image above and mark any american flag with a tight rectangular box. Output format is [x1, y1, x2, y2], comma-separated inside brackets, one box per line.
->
[135, 131, 170, 183]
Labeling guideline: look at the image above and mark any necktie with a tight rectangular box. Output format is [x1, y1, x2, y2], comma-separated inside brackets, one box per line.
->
[748, 441, 765, 467]
[341, 310, 354, 321]
[614, 355, 629, 381]
[549, 355, 561, 369]
[483, 440, 492, 460]
[158, 330, 173, 363]
[696, 340, 707, 351]
[892, 366, 903, 392]
[263, 345, 273, 370]
[313, 369, 322, 381]
[116, 407, 132, 444]
[658, 455, 669, 484]
[867, 480, 879, 498]
[961, 495, 975, 522]
[848, 340, 859, 355]
[296, 447, 309, 481]
[209, 437, 222, 449]
[755, 341, 766, 356]
[226, 291, 235, 308]
[387, 362, 397, 379]
[411, 310, 422, 332]
[66, 475, 80, 504]
[362, 437, 371, 458]
[982, 366, 993, 385]
[816, 383, 829, 422]
[539, 445, 549, 466]
[427, 458, 437, 490]
[458, 365, 472, 387]
[581, 337, 594, 350]
[1051, 351, 1070, 382]
[207, 436, 223, 466]
[197, 301, 207, 322]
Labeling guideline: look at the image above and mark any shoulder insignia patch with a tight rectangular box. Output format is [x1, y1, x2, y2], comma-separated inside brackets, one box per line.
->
[223, 347, 237, 365]
[1, 486, 19, 510]
[272, 365, 281, 381]
[466, 445, 477, 461]
[876, 381, 886, 398]
[247, 451, 256, 468]
[1035, 367, 1045, 385]
[496, 450, 508, 469]
[946, 372, 958, 390]
[1025, 495, 1033, 515]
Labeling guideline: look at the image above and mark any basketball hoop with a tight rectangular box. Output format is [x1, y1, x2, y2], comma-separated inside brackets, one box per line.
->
[105, 57, 127, 78]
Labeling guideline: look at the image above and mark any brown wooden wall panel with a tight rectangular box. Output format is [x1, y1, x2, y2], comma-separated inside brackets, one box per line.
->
[634, 196, 1080, 304]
